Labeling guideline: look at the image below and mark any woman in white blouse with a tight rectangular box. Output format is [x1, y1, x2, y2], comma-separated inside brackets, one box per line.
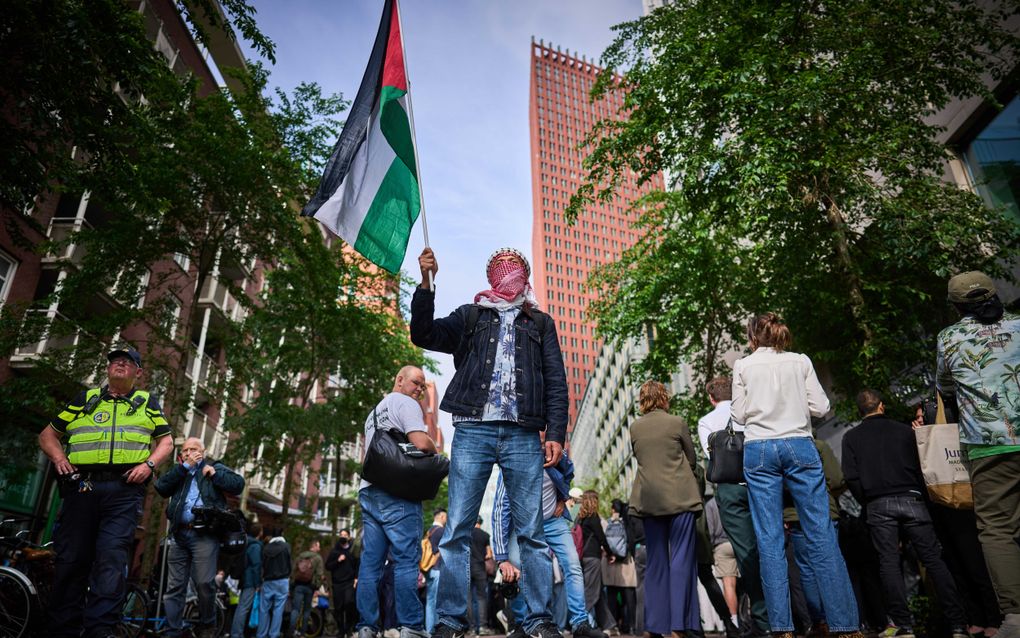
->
[731, 313, 860, 638]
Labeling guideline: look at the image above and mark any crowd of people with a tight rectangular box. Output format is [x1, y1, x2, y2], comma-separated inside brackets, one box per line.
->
[33, 247, 1018, 638]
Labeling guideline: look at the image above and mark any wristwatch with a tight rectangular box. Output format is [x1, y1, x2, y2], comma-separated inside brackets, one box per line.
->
[145, 460, 156, 471]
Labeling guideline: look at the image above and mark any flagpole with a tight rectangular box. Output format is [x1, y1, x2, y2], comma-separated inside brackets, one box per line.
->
[394, 0, 434, 290]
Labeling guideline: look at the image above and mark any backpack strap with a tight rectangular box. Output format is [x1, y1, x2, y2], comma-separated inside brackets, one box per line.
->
[465, 304, 481, 335]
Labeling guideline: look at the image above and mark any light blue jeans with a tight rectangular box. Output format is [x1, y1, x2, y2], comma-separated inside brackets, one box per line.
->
[743, 438, 859, 632]
[437, 422, 552, 633]
[426, 568, 441, 632]
[357, 485, 424, 631]
[230, 586, 258, 638]
[257, 578, 289, 638]
[509, 515, 590, 629]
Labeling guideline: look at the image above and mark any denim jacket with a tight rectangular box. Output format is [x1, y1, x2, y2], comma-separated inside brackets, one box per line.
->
[410, 287, 568, 444]
[154, 459, 245, 529]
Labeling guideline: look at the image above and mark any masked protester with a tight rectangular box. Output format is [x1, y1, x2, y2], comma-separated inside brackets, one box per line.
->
[411, 247, 568, 638]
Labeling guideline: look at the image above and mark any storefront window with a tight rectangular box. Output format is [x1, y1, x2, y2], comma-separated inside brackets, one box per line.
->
[963, 94, 1020, 224]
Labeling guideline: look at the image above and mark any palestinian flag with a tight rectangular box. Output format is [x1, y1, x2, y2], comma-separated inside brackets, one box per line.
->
[301, 0, 420, 274]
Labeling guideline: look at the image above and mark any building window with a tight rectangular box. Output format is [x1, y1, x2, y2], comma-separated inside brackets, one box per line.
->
[963, 94, 1020, 223]
[0, 250, 17, 304]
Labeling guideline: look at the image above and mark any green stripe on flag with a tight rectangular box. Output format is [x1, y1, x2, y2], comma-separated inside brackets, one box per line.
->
[354, 157, 421, 273]
[379, 85, 417, 177]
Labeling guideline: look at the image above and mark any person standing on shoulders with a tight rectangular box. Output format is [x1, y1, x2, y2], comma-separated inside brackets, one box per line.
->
[39, 347, 174, 638]
[936, 271, 1020, 638]
[156, 436, 246, 638]
[410, 247, 568, 638]
[356, 366, 438, 638]
[732, 313, 860, 638]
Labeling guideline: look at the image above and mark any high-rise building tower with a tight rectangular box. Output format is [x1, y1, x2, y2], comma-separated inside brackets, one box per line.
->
[529, 39, 665, 432]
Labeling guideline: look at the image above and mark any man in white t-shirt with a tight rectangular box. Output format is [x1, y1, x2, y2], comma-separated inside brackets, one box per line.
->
[357, 366, 439, 638]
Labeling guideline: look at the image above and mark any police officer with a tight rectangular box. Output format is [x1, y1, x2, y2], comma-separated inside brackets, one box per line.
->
[38, 347, 174, 638]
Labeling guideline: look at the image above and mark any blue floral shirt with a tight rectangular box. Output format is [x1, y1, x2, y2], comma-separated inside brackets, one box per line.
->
[454, 307, 519, 423]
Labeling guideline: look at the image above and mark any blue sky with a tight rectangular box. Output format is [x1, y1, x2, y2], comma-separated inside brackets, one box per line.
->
[245, 0, 643, 447]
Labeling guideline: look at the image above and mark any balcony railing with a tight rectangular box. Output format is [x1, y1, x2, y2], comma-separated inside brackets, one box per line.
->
[42, 217, 93, 267]
[198, 277, 240, 318]
[185, 348, 221, 391]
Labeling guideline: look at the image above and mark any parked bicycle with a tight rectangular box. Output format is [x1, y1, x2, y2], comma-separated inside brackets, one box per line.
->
[119, 578, 227, 637]
[0, 518, 54, 638]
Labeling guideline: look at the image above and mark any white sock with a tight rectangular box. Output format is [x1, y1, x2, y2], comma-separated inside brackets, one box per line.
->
[731, 615, 739, 626]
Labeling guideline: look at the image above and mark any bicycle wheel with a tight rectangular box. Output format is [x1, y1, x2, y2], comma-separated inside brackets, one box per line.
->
[119, 583, 149, 638]
[0, 566, 36, 638]
[183, 597, 226, 635]
[304, 607, 324, 638]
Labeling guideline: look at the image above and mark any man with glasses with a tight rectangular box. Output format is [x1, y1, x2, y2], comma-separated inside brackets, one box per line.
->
[39, 347, 174, 638]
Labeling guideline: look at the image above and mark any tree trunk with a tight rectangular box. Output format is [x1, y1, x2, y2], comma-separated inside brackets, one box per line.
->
[279, 452, 298, 528]
[823, 196, 874, 346]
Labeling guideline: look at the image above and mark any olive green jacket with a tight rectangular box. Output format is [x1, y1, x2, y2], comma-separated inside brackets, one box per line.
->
[629, 409, 703, 517]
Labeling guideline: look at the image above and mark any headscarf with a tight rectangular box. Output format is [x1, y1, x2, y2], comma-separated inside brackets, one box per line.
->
[474, 247, 539, 310]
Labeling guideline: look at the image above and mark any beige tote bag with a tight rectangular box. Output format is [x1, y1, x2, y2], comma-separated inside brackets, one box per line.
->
[914, 393, 973, 509]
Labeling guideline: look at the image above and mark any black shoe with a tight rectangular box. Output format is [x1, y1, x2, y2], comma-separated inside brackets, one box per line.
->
[573, 623, 607, 638]
[531, 623, 565, 638]
[432, 625, 466, 638]
[893, 629, 914, 638]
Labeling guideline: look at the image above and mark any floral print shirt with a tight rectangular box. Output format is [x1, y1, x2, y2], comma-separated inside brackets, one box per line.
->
[936, 312, 1020, 447]
[454, 307, 520, 423]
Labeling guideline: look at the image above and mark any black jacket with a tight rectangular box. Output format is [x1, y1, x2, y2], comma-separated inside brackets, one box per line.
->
[578, 514, 612, 560]
[841, 414, 925, 504]
[154, 459, 245, 529]
[409, 288, 568, 444]
[325, 541, 359, 585]
[262, 538, 292, 581]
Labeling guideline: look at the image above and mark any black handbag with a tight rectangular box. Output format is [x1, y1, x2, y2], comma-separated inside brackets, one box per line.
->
[706, 418, 745, 484]
[361, 409, 450, 502]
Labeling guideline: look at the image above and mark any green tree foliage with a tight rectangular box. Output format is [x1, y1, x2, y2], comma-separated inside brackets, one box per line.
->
[570, 0, 1020, 419]
[0, 0, 346, 476]
[221, 239, 428, 526]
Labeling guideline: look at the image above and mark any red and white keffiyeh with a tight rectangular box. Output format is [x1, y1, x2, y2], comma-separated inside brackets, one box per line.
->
[474, 248, 539, 309]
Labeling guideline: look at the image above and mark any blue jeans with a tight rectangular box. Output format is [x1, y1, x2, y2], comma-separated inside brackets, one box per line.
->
[426, 568, 441, 632]
[48, 480, 145, 637]
[257, 578, 290, 638]
[510, 515, 589, 629]
[743, 438, 859, 632]
[357, 485, 424, 631]
[437, 422, 551, 632]
[291, 582, 316, 632]
[164, 529, 220, 633]
[788, 525, 826, 624]
[231, 587, 258, 638]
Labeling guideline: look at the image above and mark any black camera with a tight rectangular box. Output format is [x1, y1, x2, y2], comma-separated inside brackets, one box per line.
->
[189, 507, 247, 554]
[495, 579, 520, 599]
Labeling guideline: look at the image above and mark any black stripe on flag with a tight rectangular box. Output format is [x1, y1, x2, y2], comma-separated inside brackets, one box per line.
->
[301, 0, 395, 218]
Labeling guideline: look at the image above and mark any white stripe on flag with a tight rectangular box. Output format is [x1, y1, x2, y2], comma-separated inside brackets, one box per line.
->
[312, 109, 397, 244]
